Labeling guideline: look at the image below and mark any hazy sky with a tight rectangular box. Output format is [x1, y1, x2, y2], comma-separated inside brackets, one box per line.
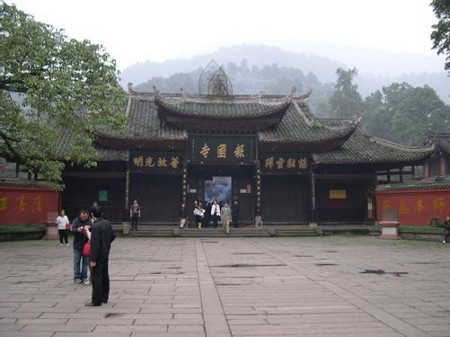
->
[7, 0, 441, 72]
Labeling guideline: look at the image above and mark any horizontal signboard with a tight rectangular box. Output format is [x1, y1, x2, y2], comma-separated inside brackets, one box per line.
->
[130, 151, 183, 173]
[261, 154, 310, 174]
[189, 135, 256, 163]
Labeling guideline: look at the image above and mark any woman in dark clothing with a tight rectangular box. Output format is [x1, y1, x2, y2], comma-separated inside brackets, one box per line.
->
[178, 203, 188, 229]
[232, 200, 240, 228]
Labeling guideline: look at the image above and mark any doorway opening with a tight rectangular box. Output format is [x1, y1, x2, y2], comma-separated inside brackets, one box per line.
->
[204, 176, 232, 204]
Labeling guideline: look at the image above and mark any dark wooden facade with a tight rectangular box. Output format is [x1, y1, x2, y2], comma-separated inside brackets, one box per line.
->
[59, 77, 435, 225]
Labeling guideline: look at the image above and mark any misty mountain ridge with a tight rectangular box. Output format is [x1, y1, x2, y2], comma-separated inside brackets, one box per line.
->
[120, 44, 450, 103]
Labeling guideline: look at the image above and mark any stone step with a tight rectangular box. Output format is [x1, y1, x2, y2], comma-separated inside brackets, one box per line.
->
[127, 227, 320, 238]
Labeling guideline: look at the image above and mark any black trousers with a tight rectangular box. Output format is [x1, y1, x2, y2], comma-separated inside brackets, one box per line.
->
[91, 259, 110, 305]
[212, 215, 220, 228]
[58, 229, 68, 244]
[445, 229, 450, 242]
[131, 216, 139, 229]
[232, 214, 238, 228]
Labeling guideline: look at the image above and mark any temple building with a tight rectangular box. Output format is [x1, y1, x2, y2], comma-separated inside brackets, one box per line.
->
[375, 133, 450, 226]
[59, 62, 435, 226]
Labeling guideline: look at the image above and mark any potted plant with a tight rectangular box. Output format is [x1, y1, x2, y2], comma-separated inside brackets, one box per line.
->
[428, 216, 440, 227]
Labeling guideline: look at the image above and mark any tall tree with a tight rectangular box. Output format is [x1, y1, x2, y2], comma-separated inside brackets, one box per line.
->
[329, 67, 363, 118]
[430, 0, 450, 72]
[361, 90, 388, 139]
[390, 86, 450, 145]
[0, 3, 126, 182]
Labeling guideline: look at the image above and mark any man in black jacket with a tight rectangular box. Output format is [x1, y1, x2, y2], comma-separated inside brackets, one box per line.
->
[71, 209, 91, 285]
[85, 205, 116, 307]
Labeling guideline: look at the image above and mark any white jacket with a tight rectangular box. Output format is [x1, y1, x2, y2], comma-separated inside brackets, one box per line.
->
[211, 204, 221, 217]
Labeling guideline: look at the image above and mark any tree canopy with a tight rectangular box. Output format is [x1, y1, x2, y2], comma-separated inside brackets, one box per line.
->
[431, 0, 450, 72]
[361, 82, 450, 145]
[0, 3, 126, 182]
[328, 67, 363, 118]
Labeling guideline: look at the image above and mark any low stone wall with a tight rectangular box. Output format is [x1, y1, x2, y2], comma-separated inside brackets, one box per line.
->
[399, 231, 443, 242]
[0, 227, 45, 242]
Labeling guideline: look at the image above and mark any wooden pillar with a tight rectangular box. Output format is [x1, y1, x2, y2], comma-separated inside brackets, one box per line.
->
[182, 162, 188, 205]
[255, 161, 261, 216]
[310, 169, 317, 224]
[125, 169, 130, 211]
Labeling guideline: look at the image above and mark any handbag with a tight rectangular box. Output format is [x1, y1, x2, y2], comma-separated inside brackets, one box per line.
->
[82, 241, 91, 257]
[66, 223, 71, 230]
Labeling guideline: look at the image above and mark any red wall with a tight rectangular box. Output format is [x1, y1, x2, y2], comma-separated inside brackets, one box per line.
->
[0, 186, 58, 225]
[376, 188, 450, 226]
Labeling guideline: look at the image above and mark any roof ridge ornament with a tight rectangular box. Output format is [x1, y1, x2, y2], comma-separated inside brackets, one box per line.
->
[199, 60, 220, 95]
[297, 89, 313, 101]
[207, 66, 233, 97]
[289, 87, 296, 98]
[351, 110, 364, 126]
[127, 82, 138, 95]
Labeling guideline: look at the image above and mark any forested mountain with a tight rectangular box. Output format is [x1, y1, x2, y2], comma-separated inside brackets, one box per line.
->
[133, 62, 334, 117]
[123, 45, 450, 146]
[121, 45, 450, 103]
[120, 45, 343, 88]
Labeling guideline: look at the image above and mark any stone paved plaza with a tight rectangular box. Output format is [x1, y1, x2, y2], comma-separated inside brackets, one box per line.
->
[1, 235, 450, 337]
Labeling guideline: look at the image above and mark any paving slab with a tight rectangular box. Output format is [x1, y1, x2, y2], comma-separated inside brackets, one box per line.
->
[1, 236, 450, 336]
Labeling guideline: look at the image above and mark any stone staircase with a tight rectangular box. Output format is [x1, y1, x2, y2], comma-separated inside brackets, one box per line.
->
[125, 225, 321, 238]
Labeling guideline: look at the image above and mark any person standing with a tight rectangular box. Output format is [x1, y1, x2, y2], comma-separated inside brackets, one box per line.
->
[130, 199, 141, 231]
[193, 202, 205, 229]
[204, 201, 212, 228]
[232, 200, 240, 228]
[178, 203, 188, 229]
[443, 215, 450, 243]
[221, 202, 232, 234]
[85, 205, 116, 307]
[211, 200, 221, 228]
[56, 210, 70, 246]
[71, 209, 91, 284]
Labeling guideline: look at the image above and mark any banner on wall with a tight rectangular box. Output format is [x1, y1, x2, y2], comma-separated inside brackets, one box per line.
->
[0, 186, 58, 225]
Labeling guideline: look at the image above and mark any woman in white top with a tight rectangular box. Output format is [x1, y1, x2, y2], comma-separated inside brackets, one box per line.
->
[56, 210, 70, 246]
[211, 200, 221, 228]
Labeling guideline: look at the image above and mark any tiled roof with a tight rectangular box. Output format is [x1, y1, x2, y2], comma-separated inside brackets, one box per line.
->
[55, 128, 129, 161]
[99, 95, 356, 150]
[258, 100, 356, 148]
[376, 178, 450, 191]
[155, 95, 291, 119]
[55, 93, 435, 165]
[430, 134, 450, 153]
[0, 178, 59, 190]
[313, 119, 435, 164]
[101, 96, 188, 141]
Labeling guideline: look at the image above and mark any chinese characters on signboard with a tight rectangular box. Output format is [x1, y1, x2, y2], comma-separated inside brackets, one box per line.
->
[130, 152, 183, 173]
[382, 196, 446, 215]
[0, 195, 43, 213]
[261, 154, 310, 174]
[189, 136, 256, 163]
[329, 190, 346, 199]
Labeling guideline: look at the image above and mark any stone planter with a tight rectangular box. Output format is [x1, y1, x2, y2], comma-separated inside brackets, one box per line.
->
[378, 220, 400, 240]
[122, 222, 131, 235]
[44, 222, 59, 240]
